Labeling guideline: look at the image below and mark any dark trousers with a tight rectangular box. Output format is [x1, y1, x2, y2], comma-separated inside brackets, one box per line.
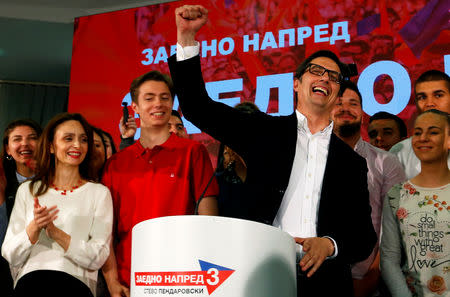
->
[296, 262, 354, 297]
[0, 255, 13, 297]
[14, 270, 93, 297]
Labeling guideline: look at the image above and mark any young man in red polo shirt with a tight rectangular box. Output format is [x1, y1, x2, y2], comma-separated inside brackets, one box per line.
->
[101, 71, 219, 297]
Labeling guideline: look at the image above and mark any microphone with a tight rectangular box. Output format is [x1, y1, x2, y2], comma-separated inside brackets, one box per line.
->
[194, 163, 228, 215]
[122, 102, 129, 125]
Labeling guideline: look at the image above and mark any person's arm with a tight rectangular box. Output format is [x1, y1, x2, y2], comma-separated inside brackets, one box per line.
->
[175, 5, 208, 48]
[102, 241, 130, 297]
[119, 137, 135, 151]
[197, 196, 218, 215]
[353, 251, 381, 297]
[380, 193, 412, 297]
[0, 202, 7, 246]
[44, 221, 70, 250]
[191, 143, 219, 216]
[352, 152, 406, 294]
[101, 160, 130, 297]
[341, 157, 377, 264]
[58, 187, 113, 270]
[313, 146, 376, 270]
[170, 5, 269, 162]
[27, 197, 58, 244]
[294, 237, 335, 277]
[2, 185, 37, 267]
[0, 164, 5, 207]
[0, 166, 7, 245]
[119, 116, 137, 150]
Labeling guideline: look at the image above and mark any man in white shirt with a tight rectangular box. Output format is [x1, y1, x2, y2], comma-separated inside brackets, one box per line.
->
[331, 81, 406, 297]
[169, 5, 376, 297]
[390, 70, 450, 179]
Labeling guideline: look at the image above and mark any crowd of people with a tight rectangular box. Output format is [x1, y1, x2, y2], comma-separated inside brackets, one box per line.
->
[0, 4, 449, 297]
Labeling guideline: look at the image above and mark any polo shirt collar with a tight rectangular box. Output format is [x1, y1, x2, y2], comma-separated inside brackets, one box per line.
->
[133, 133, 178, 157]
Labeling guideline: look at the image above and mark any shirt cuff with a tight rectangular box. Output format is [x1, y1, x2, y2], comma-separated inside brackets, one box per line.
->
[176, 42, 200, 61]
[323, 236, 338, 259]
[64, 237, 79, 258]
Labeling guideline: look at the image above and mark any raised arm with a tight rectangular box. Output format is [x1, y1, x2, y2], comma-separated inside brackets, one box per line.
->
[175, 5, 209, 47]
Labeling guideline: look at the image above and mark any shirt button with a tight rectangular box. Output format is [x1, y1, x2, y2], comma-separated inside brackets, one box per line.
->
[170, 173, 175, 178]
[306, 195, 310, 199]
[308, 173, 312, 178]
[149, 160, 153, 164]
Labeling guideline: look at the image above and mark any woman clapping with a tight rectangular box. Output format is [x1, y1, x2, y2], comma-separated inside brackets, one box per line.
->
[2, 113, 113, 297]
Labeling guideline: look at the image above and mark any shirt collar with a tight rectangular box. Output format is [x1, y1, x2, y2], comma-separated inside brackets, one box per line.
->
[354, 137, 365, 155]
[16, 171, 32, 183]
[354, 137, 364, 148]
[295, 110, 334, 136]
[133, 133, 177, 157]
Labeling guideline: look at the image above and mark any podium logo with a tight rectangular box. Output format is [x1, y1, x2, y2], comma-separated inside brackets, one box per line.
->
[135, 260, 235, 295]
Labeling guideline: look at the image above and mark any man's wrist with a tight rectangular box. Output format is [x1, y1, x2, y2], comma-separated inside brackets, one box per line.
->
[177, 32, 198, 47]
[325, 237, 334, 256]
[121, 133, 133, 139]
[322, 236, 337, 258]
[176, 42, 200, 61]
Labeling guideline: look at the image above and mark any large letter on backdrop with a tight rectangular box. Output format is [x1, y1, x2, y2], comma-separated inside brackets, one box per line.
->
[69, 0, 449, 153]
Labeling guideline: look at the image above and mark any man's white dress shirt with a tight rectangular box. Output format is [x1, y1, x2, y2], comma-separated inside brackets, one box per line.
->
[176, 43, 337, 259]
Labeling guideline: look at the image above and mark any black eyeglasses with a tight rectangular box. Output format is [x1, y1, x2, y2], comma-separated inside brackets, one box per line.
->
[306, 63, 343, 84]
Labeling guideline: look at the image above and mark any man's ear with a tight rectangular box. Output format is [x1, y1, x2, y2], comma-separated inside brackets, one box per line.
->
[131, 101, 138, 114]
[293, 78, 300, 93]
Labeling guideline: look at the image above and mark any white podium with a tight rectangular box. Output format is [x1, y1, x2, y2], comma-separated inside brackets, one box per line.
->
[131, 216, 296, 297]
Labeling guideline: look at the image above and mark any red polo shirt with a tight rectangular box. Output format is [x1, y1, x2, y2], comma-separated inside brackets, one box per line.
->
[102, 134, 218, 286]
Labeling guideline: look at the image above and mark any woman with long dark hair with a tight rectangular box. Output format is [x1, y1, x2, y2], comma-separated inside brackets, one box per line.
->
[0, 119, 42, 296]
[1, 119, 42, 218]
[100, 130, 117, 159]
[2, 113, 113, 297]
[92, 127, 108, 181]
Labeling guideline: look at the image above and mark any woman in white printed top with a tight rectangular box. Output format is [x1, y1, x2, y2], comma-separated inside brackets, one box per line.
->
[381, 109, 450, 297]
[2, 113, 113, 297]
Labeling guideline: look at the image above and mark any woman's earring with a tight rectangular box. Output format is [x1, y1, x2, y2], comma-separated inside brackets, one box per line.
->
[6, 155, 13, 160]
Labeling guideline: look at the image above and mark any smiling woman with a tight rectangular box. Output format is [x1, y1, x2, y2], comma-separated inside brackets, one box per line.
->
[381, 109, 450, 297]
[1, 119, 42, 217]
[1, 113, 113, 297]
[0, 119, 42, 295]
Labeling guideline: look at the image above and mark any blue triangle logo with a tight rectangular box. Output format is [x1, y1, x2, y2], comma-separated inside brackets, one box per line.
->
[198, 260, 233, 271]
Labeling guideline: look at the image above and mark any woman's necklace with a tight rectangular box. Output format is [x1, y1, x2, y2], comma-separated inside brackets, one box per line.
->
[51, 179, 83, 195]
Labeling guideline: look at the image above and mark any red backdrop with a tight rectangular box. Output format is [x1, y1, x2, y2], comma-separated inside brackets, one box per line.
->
[69, 0, 449, 166]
